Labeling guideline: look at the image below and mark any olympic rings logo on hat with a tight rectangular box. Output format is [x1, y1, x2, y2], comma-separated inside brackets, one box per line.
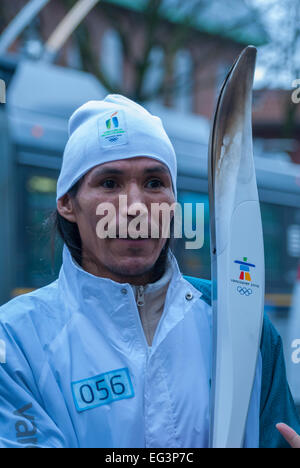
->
[237, 286, 253, 297]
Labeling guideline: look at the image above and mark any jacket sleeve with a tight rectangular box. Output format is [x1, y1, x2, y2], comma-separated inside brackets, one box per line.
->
[0, 322, 68, 448]
[259, 314, 300, 448]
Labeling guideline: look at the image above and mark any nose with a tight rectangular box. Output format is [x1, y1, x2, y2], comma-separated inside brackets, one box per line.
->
[126, 182, 147, 212]
[118, 183, 149, 238]
[118, 182, 148, 221]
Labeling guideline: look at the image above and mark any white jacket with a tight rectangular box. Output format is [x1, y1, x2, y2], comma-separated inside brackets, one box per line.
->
[0, 246, 261, 448]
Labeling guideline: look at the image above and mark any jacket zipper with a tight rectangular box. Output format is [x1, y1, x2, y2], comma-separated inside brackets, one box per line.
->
[132, 285, 150, 446]
[137, 285, 145, 307]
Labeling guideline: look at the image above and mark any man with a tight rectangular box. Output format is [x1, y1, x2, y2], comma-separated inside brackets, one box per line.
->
[0, 95, 299, 448]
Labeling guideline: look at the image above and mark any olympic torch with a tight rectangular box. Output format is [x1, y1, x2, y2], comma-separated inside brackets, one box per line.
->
[208, 46, 265, 448]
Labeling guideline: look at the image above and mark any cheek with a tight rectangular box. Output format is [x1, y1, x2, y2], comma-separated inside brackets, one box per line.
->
[146, 189, 176, 207]
[75, 199, 103, 239]
[78, 198, 121, 246]
[77, 212, 97, 244]
[161, 188, 176, 207]
[146, 193, 176, 221]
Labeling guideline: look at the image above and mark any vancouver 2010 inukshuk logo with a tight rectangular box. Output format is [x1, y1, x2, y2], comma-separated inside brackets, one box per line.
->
[231, 257, 260, 297]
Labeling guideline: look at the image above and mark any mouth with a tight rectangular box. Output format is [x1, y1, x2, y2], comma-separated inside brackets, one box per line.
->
[115, 236, 151, 241]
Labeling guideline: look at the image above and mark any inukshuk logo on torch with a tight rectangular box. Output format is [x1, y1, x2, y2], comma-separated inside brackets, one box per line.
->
[234, 257, 256, 281]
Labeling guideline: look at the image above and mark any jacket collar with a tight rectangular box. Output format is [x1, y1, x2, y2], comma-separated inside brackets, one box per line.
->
[59, 244, 181, 296]
[58, 245, 203, 350]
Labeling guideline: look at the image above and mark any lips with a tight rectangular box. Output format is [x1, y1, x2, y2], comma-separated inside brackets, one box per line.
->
[115, 236, 150, 240]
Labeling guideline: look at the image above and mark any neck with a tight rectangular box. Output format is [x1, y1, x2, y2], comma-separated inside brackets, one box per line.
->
[80, 250, 168, 286]
[82, 261, 155, 285]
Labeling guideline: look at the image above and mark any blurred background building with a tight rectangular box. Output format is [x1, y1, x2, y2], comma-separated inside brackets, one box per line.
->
[0, 0, 300, 409]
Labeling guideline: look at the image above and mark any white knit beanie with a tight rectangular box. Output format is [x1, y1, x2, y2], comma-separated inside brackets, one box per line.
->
[56, 95, 177, 201]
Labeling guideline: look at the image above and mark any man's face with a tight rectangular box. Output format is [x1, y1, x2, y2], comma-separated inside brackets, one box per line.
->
[58, 157, 175, 283]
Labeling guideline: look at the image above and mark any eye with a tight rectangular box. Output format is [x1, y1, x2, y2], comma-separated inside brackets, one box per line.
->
[101, 179, 117, 189]
[146, 178, 164, 189]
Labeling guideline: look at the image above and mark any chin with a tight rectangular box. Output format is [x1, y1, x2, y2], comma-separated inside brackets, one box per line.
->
[110, 256, 155, 278]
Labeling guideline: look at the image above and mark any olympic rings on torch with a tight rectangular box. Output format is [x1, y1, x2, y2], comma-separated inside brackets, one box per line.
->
[237, 286, 253, 296]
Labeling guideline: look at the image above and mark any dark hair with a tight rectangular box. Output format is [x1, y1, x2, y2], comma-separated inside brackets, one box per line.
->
[52, 180, 174, 282]
[52, 180, 83, 265]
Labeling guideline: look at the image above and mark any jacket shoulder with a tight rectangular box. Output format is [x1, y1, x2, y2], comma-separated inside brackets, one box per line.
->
[183, 276, 212, 306]
[0, 280, 68, 344]
[0, 280, 72, 362]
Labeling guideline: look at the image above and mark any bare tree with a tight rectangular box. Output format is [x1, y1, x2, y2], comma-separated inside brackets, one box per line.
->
[0, 0, 266, 106]
[59, 0, 265, 104]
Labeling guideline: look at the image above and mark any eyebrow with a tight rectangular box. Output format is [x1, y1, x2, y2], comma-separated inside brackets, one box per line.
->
[144, 166, 169, 175]
[92, 167, 124, 177]
[91, 165, 170, 177]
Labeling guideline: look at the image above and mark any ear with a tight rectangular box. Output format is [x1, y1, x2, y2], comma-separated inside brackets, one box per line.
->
[57, 194, 77, 223]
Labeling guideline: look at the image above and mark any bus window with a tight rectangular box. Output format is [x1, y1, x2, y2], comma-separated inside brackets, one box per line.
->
[261, 202, 300, 303]
[15, 166, 62, 294]
[174, 191, 211, 280]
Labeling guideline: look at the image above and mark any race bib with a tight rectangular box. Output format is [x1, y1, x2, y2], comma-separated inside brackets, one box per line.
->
[72, 367, 134, 412]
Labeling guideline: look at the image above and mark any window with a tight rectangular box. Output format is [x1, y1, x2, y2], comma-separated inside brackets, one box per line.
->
[16, 166, 61, 292]
[66, 43, 82, 70]
[142, 46, 165, 102]
[100, 28, 123, 87]
[173, 49, 193, 113]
